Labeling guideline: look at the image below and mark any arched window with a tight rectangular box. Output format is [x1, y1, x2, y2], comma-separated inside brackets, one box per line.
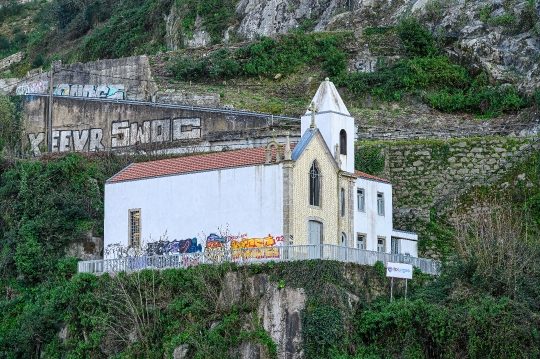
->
[341, 188, 345, 217]
[309, 162, 321, 206]
[339, 129, 347, 155]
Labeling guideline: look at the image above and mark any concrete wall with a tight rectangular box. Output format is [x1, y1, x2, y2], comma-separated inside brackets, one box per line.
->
[104, 163, 284, 257]
[11, 55, 157, 100]
[21, 95, 296, 156]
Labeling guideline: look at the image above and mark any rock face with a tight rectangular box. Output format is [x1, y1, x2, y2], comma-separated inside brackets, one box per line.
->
[218, 273, 306, 358]
[257, 280, 306, 359]
[235, 0, 350, 39]
[172, 0, 538, 92]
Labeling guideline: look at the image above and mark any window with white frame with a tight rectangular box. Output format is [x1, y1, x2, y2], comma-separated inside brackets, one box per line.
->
[377, 237, 385, 252]
[129, 209, 141, 248]
[357, 188, 365, 211]
[357, 234, 365, 250]
[377, 192, 384, 216]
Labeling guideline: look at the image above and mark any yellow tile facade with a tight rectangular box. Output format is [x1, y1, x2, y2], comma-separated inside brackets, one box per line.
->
[289, 131, 352, 245]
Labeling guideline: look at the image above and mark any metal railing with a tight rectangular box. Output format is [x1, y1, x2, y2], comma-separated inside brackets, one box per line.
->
[77, 244, 441, 275]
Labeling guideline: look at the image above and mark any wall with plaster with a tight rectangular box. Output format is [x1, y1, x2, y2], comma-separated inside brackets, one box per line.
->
[104, 163, 284, 258]
[353, 177, 394, 253]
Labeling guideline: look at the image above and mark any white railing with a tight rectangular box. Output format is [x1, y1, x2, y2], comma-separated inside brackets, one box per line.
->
[77, 244, 441, 275]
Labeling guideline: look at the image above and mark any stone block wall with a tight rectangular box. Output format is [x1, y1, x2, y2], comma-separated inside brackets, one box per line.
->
[356, 136, 534, 227]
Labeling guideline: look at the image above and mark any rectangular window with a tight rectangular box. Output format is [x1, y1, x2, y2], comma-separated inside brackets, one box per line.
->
[129, 209, 141, 248]
[357, 234, 365, 250]
[391, 237, 399, 255]
[377, 192, 384, 216]
[357, 188, 365, 211]
[377, 237, 385, 253]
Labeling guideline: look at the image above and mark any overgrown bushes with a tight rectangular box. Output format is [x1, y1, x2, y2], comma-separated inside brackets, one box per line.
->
[169, 32, 352, 81]
[336, 18, 530, 117]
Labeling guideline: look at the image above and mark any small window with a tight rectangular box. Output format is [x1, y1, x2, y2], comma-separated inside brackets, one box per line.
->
[377, 237, 385, 253]
[357, 234, 365, 250]
[129, 209, 141, 248]
[391, 237, 399, 255]
[377, 192, 384, 216]
[341, 188, 345, 217]
[341, 232, 347, 246]
[357, 188, 365, 211]
[309, 162, 321, 206]
[339, 129, 347, 155]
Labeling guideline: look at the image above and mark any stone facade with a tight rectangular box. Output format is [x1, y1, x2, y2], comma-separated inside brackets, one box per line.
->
[290, 133, 340, 246]
[359, 137, 535, 225]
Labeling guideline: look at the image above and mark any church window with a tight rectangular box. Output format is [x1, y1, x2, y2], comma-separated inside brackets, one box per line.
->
[341, 188, 345, 217]
[309, 162, 321, 206]
[129, 209, 141, 248]
[339, 129, 347, 155]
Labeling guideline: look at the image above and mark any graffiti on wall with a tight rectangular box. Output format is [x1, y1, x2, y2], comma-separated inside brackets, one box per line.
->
[26, 118, 201, 155]
[146, 238, 203, 256]
[354, 59, 377, 73]
[16, 81, 47, 95]
[27, 129, 105, 156]
[54, 84, 126, 100]
[231, 234, 284, 260]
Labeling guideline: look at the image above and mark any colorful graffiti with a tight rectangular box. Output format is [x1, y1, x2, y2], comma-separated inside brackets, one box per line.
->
[16, 81, 46, 95]
[54, 84, 126, 100]
[146, 238, 202, 256]
[204, 233, 227, 263]
[231, 234, 283, 260]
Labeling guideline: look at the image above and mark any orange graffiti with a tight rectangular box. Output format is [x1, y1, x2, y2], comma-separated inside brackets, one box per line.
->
[231, 234, 281, 260]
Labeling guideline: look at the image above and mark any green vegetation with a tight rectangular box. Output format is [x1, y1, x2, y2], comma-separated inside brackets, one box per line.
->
[354, 145, 386, 175]
[0, 147, 538, 357]
[336, 19, 530, 117]
[169, 32, 353, 80]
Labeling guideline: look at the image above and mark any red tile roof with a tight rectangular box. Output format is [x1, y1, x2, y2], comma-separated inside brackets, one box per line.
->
[354, 170, 390, 183]
[108, 145, 294, 183]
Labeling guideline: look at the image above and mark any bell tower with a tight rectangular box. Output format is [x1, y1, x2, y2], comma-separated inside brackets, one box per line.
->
[301, 78, 355, 173]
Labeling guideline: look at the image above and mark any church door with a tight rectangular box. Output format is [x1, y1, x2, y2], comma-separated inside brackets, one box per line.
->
[308, 220, 322, 259]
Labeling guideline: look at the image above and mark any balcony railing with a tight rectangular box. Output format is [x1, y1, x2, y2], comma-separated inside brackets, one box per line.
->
[77, 244, 441, 275]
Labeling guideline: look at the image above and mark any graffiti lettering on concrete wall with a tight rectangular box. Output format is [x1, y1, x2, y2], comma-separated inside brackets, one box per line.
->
[354, 59, 377, 73]
[16, 81, 47, 95]
[231, 234, 284, 260]
[146, 238, 203, 256]
[27, 129, 105, 156]
[54, 84, 126, 100]
[26, 118, 201, 155]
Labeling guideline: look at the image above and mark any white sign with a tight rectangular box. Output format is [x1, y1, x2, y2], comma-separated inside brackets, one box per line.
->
[386, 262, 413, 279]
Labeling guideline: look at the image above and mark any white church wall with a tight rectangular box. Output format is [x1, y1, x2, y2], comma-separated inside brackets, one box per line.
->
[353, 178, 394, 252]
[104, 164, 284, 258]
[301, 112, 355, 173]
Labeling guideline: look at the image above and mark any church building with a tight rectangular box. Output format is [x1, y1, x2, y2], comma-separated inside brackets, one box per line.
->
[103, 79, 418, 259]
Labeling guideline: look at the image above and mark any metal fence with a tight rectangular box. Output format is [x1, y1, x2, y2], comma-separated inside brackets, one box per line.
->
[357, 122, 539, 141]
[77, 244, 441, 275]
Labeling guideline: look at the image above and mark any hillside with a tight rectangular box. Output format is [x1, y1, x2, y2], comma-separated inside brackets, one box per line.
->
[0, 0, 539, 357]
[0, 0, 538, 126]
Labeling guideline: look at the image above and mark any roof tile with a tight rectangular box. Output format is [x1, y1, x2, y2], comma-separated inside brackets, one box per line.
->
[108, 145, 295, 183]
[354, 170, 391, 183]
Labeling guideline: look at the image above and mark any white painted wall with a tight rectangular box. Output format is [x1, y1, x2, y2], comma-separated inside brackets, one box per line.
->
[301, 112, 355, 173]
[353, 178, 394, 252]
[104, 164, 284, 257]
